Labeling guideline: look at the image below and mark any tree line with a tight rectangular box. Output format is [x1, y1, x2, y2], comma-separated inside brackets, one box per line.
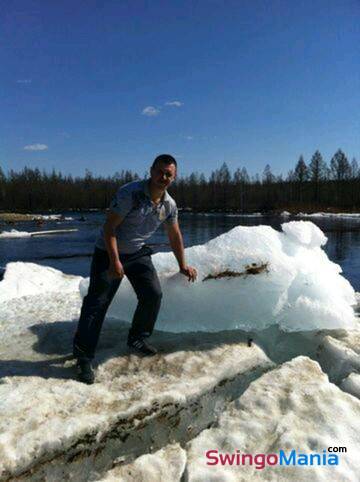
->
[1, 149, 359, 213]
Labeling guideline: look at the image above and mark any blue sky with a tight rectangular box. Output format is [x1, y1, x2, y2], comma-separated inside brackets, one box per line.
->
[1, 0, 359, 178]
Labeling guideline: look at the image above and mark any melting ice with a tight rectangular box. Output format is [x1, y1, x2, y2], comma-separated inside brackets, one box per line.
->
[99, 220, 357, 332]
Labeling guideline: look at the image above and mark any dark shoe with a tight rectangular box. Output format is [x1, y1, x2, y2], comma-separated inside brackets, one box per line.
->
[76, 359, 95, 384]
[127, 338, 158, 356]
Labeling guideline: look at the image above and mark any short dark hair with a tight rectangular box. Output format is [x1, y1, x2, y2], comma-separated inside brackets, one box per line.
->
[152, 154, 177, 170]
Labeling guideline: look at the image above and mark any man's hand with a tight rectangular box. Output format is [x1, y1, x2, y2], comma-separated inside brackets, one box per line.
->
[104, 210, 124, 281]
[165, 222, 197, 282]
[180, 265, 197, 282]
[107, 259, 125, 280]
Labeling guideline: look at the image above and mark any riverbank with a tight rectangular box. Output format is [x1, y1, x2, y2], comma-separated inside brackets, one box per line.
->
[0, 212, 38, 222]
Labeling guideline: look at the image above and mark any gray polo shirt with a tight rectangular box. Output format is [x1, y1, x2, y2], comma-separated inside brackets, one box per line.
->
[95, 179, 178, 254]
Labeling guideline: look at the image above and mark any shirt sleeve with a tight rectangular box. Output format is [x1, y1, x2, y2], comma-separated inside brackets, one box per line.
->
[164, 203, 178, 225]
[109, 185, 133, 218]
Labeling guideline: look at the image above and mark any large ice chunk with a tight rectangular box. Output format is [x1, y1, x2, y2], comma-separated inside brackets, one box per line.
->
[79, 221, 356, 332]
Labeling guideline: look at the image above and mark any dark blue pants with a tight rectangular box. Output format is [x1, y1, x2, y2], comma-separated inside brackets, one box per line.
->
[73, 246, 162, 360]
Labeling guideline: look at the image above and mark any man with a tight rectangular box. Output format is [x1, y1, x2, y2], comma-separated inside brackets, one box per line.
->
[73, 154, 197, 384]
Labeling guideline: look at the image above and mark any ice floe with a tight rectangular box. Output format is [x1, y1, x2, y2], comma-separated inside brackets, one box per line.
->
[0, 229, 32, 238]
[0, 228, 78, 239]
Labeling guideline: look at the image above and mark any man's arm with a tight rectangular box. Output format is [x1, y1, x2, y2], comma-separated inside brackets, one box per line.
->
[165, 221, 197, 282]
[103, 210, 125, 279]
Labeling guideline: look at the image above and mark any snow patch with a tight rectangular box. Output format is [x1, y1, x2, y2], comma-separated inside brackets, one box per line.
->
[0, 229, 31, 238]
[297, 212, 360, 219]
[0, 263, 82, 303]
[186, 356, 360, 482]
[34, 214, 74, 220]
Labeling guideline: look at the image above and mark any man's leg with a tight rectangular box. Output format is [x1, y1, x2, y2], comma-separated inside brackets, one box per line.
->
[124, 252, 162, 343]
[73, 247, 122, 361]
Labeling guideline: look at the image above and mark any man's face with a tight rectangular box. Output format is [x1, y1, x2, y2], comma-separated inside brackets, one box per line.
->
[150, 162, 176, 189]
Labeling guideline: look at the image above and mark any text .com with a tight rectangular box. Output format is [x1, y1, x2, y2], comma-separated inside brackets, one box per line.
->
[206, 447, 347, 470]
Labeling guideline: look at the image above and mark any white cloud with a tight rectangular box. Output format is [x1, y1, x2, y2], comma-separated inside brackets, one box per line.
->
[16, 79, 32, 84]
[165, 100, 183, 107]
[23, 144, 48, 151]
[142, 106, 160, 116]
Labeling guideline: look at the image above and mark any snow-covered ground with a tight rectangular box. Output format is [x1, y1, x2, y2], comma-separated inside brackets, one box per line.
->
[0, 221, 359, 481]
[186, 356, 360, 482]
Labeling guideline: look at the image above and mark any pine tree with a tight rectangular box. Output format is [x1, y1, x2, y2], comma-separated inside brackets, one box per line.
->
[330, 149, 351, 181]
[0, 164, 6, 207]
[294, 155, 309, 182]
[262, 164, 275, 184]
[351, 158, 359, 179]
[308, 150, 328, 204]
[218, 163, 231, 209]
[309, 150, 327, 182]
[286, 169, 295, 182]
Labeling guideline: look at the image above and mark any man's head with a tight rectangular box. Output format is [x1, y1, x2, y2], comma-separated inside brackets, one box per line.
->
[150, 154, 177, 190]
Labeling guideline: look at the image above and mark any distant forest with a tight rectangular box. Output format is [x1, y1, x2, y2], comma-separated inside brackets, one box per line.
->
[1, 149, 359, 213]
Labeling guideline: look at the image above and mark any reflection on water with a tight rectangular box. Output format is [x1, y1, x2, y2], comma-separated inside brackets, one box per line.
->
[0, 212, 359, 291]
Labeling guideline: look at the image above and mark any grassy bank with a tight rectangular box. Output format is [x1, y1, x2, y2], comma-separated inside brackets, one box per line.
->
[0, 212, 39, 222]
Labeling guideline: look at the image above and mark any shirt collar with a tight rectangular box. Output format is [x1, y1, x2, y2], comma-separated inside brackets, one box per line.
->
[143, 179, 170, 203]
